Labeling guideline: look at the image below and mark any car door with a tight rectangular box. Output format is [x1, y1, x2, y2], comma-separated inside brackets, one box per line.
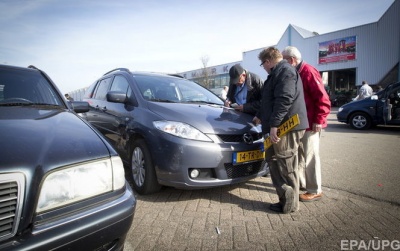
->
[101, 74, 136, 159]
[385, 83, 400, 124]
[86, 77, 113, 133]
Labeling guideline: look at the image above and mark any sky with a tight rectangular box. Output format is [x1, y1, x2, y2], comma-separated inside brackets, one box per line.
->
[0, 0, 395, 94]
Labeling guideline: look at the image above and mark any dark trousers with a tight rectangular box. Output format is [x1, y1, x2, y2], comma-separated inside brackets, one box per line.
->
[267, 130, 305, 211]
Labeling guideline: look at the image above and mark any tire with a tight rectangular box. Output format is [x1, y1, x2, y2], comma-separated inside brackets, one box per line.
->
[129, 139, 161, 195]
[349, 112, 371, 130]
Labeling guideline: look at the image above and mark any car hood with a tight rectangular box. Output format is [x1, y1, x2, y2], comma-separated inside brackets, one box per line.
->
[0, 107, 111, 171]
[147, 102, 261, 134]
[341, 97, 377, 109]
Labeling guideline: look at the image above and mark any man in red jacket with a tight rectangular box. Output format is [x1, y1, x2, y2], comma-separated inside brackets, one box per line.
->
[282, 46, 331, 202]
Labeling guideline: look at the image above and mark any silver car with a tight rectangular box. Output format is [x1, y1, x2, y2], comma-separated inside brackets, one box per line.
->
[82, 68, 267, 194]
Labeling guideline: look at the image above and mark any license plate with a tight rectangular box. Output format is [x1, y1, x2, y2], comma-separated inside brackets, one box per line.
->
[264, 114, 300, 149]
[232, 149, 265, 164]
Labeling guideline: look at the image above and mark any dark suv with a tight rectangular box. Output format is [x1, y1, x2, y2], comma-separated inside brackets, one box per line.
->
[337, 82, 400, 129]
[0, 64, 136, 250]
[82, 68, 267, 195]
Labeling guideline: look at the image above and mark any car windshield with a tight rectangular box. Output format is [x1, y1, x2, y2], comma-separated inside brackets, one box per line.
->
[0, 68, 64, 106]
[133, 74, 223, 105]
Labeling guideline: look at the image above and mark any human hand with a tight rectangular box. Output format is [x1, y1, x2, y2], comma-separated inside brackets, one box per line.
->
[253, 116, 261, 125]
[224, 100, 231, 107]
[312, 123, 322, 132]
[234, 104, 244, 112]
[270, 127, 280, 143]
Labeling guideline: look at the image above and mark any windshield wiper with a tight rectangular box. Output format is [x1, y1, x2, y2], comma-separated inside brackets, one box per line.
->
[0, 102, 62, 108]
[152, 99, 176, 103]
[185, 100, 222, 105]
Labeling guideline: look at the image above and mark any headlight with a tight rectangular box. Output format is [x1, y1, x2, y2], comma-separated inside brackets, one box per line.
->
[36, 156, 125, 213]
[338, 107, 344, 112]
[153, 121, 212, 142]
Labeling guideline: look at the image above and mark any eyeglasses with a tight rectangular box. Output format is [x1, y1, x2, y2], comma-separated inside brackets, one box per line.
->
[260, 60, 266, 66]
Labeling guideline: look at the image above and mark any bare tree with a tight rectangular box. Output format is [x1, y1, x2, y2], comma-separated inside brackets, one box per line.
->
[200, 55, 212, 89]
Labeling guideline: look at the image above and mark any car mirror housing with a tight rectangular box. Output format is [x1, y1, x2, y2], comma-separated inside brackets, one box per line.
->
[71, 101, 90, 113]
[107, 91, 127, 103]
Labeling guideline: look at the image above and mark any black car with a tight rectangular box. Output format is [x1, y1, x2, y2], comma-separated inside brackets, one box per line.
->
[337, 82, 400, 129]
[82, 68, 267, 195]
[0, 64, 136, 250]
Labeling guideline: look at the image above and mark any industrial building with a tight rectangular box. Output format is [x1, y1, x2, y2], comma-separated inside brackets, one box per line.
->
[180, 0, 399, 105]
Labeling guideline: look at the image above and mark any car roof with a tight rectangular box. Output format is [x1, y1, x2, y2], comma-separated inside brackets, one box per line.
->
[0, 64, 40, 72]
[101, 68, 184, 79]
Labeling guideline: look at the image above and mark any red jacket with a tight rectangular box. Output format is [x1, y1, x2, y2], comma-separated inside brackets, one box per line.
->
[297, 61, 331, 130]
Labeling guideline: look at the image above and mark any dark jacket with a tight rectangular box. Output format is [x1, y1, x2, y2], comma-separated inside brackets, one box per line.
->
[257, 60, 308, 134]
[226, 71, 264, 115]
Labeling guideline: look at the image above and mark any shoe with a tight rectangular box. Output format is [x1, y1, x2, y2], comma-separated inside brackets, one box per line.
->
[299, 193, 322, 202]
[269, 203, 282, 212]
[282, 186, 294, 214]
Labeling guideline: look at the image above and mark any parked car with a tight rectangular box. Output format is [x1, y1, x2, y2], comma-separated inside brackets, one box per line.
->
[0, 64, 136, 250]
[330, 93, 351, 107]
[82, 68, 267, 195]
[337, 82, 400, 129]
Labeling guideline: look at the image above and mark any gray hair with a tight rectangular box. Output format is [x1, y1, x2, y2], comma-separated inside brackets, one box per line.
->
[282, 46, 302, 61]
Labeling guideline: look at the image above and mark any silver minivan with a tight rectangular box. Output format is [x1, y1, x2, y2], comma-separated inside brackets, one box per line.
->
[82, 68, 267, 195]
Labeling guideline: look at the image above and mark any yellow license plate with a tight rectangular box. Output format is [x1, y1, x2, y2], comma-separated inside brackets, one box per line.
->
[233, 149, 265, 164]
[264, 114, 300, 149]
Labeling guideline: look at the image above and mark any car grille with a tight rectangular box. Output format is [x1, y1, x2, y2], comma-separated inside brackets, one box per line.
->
[225, 160, 265, 179]
[218, 133, 263, 143]
[0, 173, 25, 242]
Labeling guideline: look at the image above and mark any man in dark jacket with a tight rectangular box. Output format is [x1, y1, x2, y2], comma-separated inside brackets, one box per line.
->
[254, 47, 308, 214]
[224, 64, 263, 115]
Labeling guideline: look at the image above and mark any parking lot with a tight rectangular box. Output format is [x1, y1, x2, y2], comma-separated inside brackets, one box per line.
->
[124, 109, 400, 251]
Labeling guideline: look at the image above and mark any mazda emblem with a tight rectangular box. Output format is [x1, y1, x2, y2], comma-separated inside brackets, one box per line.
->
[243, 133, 254, 144]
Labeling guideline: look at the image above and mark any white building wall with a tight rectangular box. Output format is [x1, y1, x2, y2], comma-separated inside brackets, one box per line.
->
[242, 48, 268, 81]
[180, 61, 241, 80]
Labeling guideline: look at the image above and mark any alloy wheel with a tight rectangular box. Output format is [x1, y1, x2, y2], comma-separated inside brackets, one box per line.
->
[131, 147, 145, 187]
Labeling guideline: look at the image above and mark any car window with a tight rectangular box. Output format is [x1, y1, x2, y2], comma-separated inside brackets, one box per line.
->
[388, 85, 400, 99]
[111, 75, 129, 93]
[133, 74, 223, 104]
[83, 82, 97, 99]
[93, 77, 112, 101]
[0, 68, 63, 105]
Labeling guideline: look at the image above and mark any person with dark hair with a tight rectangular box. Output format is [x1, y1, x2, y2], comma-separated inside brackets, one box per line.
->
[224, 64, 263, 115]
[282, 46, 331, 202]
[254, 47, 308, 213]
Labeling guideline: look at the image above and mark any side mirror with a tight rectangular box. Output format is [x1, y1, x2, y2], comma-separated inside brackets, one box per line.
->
[107, 91, 127, 103]
[70, 101, 90, 113]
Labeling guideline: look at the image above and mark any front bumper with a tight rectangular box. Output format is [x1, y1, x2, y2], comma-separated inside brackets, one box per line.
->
[151, 133, 267, 189]
[1, 183, 136, 251]
[337, 110, 349, 123]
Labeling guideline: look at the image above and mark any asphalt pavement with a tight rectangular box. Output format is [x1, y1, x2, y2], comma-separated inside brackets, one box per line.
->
[124, 108, 400, 251]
